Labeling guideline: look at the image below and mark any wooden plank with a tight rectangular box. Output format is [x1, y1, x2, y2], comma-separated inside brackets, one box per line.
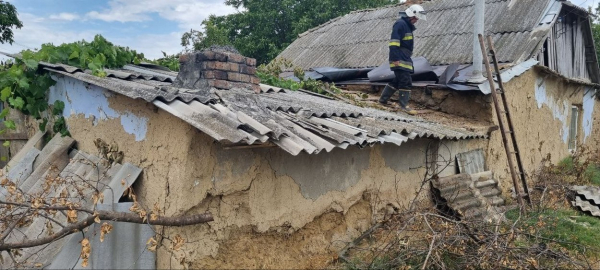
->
[0, 133, 28, 140]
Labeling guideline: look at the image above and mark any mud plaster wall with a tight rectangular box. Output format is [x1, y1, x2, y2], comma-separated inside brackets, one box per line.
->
[483, 69, 600, 194]
[50, 75, 488, 268]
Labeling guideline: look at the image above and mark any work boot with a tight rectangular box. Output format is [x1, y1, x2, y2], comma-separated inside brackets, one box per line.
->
[379, 84, 397, 104]
[401, 107, 418, 115]
[398, 89, 417, 115]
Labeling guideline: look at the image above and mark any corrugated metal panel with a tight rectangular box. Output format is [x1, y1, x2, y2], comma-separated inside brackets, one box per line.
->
[456, 149, 486, 174]
[278, 0, 558, 69]
[0, 134, 148, 269]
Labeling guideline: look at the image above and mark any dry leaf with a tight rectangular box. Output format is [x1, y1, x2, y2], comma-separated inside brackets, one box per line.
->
[146, 237, 158, 252]
[121, 179, 126, 186]
[34, 263, 43, 268]
[171, 234, 185, 251]
[100, 222, 113, 242]
[67, 210, 78, 223]
[0, 178, 8, 186]
[80, 238, 91, 268]
[94, 212, 100, 224]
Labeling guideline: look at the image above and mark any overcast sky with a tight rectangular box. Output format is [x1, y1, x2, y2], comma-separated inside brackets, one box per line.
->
[0, 0, 596, 60]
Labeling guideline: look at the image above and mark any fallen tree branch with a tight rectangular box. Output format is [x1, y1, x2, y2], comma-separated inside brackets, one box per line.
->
[422, 235, 436, 270]
[0, 210, 214, 251]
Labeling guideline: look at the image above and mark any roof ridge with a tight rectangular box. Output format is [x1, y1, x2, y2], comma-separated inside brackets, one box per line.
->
[298, 3, 403, 38]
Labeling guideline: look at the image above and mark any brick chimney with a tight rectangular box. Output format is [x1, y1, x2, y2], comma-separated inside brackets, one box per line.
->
[174, 47, 261, 93]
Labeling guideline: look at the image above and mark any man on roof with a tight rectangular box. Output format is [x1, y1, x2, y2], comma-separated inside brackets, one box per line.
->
[378, 4, 427, 116]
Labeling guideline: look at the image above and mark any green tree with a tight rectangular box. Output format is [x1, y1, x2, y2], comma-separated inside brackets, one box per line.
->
[183, 0, 396, 64]
[592, 4, 600, 65]
[0, 0, 23, 44]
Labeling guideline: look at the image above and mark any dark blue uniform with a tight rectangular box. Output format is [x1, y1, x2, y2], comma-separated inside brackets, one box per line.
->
[380, 15, 417, 110]
[389, 17, 416, 72]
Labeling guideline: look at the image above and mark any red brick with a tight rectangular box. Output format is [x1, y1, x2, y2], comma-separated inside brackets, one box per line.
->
[245, 57, 257, 66]
[227, 72, 241, 82]
[251, 84, 261, 93]
[213, 79, 231, 89]
[228, 62, 239, 72]
[214, 61, 229, 71]
[203, 61, 216, 69]
[214, 52, 228, 62]
[213, 70, 228, 80]
[203, 70, 215, 79]
[179, 54, 190, 63]
[250, 76, 261, 85]
[239, 74, 251, 83]
[228, 53, 244, 63]
[198, 51, 215, 61]
[246, 66, 256, 75]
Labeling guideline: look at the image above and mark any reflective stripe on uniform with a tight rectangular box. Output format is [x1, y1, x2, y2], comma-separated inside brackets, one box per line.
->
[389, 39, 400, 47]
[403, 33, 413, 41]
[389, 60, 413, 70]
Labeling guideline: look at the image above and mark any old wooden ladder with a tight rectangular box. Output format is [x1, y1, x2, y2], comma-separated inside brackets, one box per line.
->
[478, 34, 532, 207]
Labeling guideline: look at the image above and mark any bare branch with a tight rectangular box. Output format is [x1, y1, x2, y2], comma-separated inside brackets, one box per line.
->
[0, 211, 213, 251]
[0, 210, 28, 244]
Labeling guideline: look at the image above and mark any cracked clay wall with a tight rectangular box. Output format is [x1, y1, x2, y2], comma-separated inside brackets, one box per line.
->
[483, 68, 600, 195]
[51, 75, 488, 268]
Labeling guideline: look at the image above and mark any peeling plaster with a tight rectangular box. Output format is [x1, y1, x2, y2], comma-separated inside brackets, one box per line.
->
[534, 77, 570, 143]
[48, 76, 148, 141]
[583, 88, 596, 142]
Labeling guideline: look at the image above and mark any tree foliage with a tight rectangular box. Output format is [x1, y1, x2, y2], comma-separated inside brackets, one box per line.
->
[182, 0, 397, 64]
[591, 4, 600, 64]
[0, 35, 143, 136]
[0, 1, 23, 45]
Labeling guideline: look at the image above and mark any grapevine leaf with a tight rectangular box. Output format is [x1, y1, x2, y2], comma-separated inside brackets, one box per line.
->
[0, 108, 9, 119]
[4, 120, 15, 130]
[8, 97, 24, 110]
[2, 141, 10, 147]
[1, 87, 11, 102]
[24, 59, 39, 70]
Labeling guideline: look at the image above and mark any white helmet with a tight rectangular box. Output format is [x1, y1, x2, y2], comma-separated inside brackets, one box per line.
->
[405, 4, 427, 21]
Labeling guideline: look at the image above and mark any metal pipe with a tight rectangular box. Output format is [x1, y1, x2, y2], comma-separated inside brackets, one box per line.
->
[471, 0, 485, 81]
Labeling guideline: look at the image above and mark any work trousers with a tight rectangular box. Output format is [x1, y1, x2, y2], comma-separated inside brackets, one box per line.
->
[379, 69, 412, 108]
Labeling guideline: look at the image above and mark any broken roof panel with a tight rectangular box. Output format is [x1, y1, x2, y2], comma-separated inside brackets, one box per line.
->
[278, 0, 570, 69]
[32, 60, 488, 155]
[0, 134, 150, 269]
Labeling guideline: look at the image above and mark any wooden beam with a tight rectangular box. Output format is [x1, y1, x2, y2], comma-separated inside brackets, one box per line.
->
[0, 133, 29, 140]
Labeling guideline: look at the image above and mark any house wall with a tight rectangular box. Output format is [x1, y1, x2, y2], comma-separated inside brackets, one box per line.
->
[483, 68, 600, 194]
[49, 75, 488, 268]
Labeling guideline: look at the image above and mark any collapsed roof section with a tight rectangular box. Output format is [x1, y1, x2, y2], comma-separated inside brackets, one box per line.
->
[24, 58, 487, 156]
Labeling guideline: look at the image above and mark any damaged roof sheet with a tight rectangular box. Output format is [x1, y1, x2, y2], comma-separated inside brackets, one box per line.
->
[0, 134, 153, 269]
[39, 61, 486, 156]
[278, 0, 562, 68]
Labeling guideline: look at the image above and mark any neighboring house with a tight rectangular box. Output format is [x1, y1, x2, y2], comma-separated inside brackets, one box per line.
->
[1, 48, 490, 268]
[278, 0, 600, 191]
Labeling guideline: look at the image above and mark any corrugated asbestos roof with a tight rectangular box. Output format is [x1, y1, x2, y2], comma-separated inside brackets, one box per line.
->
[278, 0, 563, 68]
[432, 171, 504, 221]
[571, 185, 600, 217]
[0, 133, 153, 269]
[33, 61, 487, 156]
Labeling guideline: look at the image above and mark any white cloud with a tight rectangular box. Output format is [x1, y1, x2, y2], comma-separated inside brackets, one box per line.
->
[110, 32, 184, 59]
[49, 12, 81, 21]
[85, 0, 237, 29]
[0, 13, 97, 52]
